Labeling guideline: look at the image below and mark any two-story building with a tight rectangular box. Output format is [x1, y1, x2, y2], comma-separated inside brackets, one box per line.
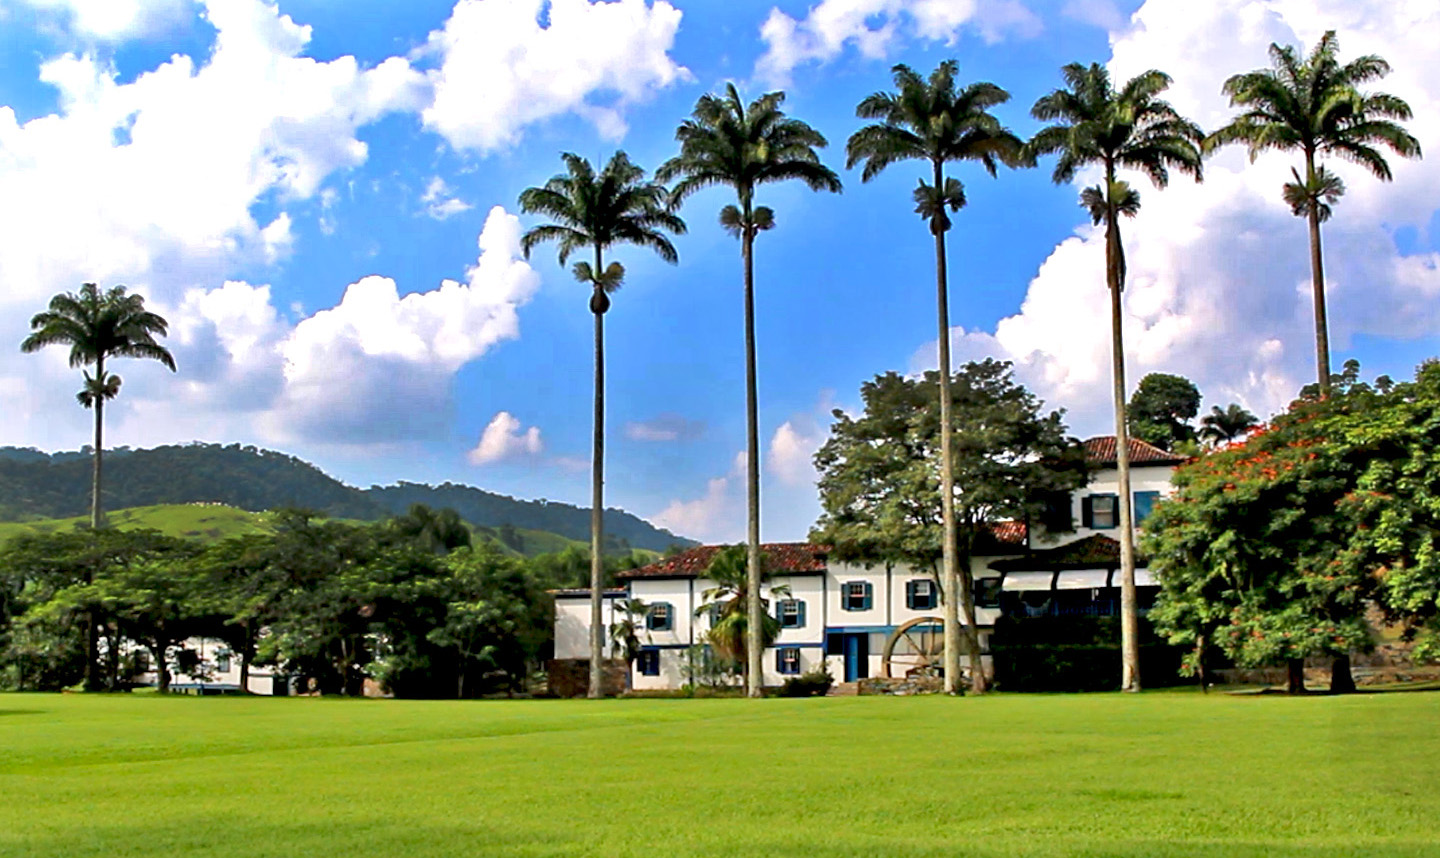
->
[551, 436, 1184, 691]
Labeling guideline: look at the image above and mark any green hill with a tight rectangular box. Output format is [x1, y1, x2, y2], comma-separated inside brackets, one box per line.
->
[0, 443, 696, 553]
[0, 504, 276, 545]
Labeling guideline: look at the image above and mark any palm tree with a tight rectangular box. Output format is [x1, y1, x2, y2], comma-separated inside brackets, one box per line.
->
[1198, 403, 1259, 447]
[518, 151, 685, 699]
[845, 61, 1025, 695]
[21, 282, 176, 691]
[696, 545, 788, 690]
[608, 597, 649, 688]
[1029, 63, 1203, 692]
[1207, 32, 1420, 397]
[657, 84, 841, 698]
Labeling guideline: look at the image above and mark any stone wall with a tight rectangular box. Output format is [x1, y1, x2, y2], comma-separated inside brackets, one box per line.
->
[857, 676, 943, 696]
[545, 658, 627, 698]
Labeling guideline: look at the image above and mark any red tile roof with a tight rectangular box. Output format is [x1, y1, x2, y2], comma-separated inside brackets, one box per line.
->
[1083, 435, 1185, 467]
[618, 542, 830, 580]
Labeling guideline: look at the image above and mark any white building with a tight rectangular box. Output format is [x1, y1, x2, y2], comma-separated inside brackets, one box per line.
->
[552, 436, 1184, 691]
[134, 636, 287, 695]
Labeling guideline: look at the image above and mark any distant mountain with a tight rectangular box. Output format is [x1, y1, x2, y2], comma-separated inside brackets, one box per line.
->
[0, 443, 695, 553]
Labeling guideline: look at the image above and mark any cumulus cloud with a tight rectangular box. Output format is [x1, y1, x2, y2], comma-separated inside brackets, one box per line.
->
[468, 411, 544, 465]
[11, 0, 194, 40]
[652, 477, 741, 545]
[914, 0, 1440, 437]
[624, 413, 705, 442]
[119, 206, 540, 447]
[420, 0, 689, 152]
[421, 176, 472, 220]
[756, 0, 1040, 84]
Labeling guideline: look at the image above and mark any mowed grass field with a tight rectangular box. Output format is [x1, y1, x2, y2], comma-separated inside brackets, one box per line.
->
[0, 691, 1436, 857]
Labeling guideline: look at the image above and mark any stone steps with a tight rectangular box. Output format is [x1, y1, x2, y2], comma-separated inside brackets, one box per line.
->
[827, 681, 859, 697]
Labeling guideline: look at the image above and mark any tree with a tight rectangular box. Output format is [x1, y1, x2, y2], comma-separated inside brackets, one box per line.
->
[1207, 31, 1421, 397]
[658, 84, 842, 697]
[21, 283, 177, 531]
[388, 504, 472, 555]
[519, 152, 684, 699]
[845, 61, 1026, 695]
[812, 361, 1090, 691]
[608, 597, 649, 685]
[1128, 373, 1201, 451]
[696, 545, 788, 691]
[1198, 403, 1260, 447]
[1143, 369, 1414, 693]
[1029, 63, 1203, 691]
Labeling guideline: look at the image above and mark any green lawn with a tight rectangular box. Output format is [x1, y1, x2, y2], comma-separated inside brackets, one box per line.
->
[1, 691, 1436, 857]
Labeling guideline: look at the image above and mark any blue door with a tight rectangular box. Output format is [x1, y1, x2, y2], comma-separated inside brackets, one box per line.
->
[843, 634, 869, 682]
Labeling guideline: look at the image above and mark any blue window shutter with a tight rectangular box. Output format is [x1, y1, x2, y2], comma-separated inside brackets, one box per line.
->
[905, 580, 916, 610]
[1134, 491, 1160, 524]
[863, 582, 873, 610]
[797, 600, 806, 628]
[775, 648, 783, 673]
[662, 603, 673, 631]
[1081, 495, 1095, 528]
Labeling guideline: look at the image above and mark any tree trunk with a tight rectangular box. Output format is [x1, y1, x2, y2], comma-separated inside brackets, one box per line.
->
[1306, 153, 1332, 397]
[1329, 653, 1356, 694]
[588, 246, 607, 700]
[955, 538, 985, 694]
[743, 222, 764, 699]
[1106, 185, 1141, 693]
[239, 621, 251, 694]
[934, 162, 963, 697]
[83, 359, 105, 691]
[1286, 657, 1306, 694]
[151, 644, 169, 694]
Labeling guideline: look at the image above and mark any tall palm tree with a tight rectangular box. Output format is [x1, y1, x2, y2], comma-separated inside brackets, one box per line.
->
[1198, 403, 1259, 447]
[658, 84, 841, 698]
[845, 60, 1026, 695]
[1029, 63, 1203, 692]
[21, 282, 176, 691]
[1207, 32, 1420, 396]
[518, 151, 685, 699]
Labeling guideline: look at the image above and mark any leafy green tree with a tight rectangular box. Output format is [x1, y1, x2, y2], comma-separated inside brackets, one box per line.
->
[1198, 403, 1260, 448]
[1128, 373, 1202, 451]
[387, 504, 473, 555]
[1207, 32, 1421, 396]
[845, 60, 1026, 694]
[659, 84, 841, 697]
[812, 360, 1090, 692]
[1029, 63, 1204, 692]
[519, 151, 684, 700]
[20, 283, 177, 531]
[696, 545, 788, 691]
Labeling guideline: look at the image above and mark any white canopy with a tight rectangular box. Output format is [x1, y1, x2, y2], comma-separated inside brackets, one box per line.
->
[1134, 568, 1157, 587]
[1054, 569, 1112, 590]
[1002, 572, 1055, 592]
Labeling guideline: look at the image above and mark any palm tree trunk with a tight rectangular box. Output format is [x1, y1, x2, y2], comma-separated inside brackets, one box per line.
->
[84, 360, 104, 691]
[743, 223, 763, 699]
[1306, 154, 1332, 397]
[588, 249, 607, 700]
[933, 165, 963, 696]
[1106, 191, 1141, 694]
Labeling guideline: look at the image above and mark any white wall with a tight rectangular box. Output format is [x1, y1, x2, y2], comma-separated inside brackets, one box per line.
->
[135, 636, 280, 693]
[1030, 464, 1177, 547]
[553, 594, 622, 659]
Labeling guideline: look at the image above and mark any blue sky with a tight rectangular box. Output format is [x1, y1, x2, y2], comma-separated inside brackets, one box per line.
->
[0, 0, 1436, 543]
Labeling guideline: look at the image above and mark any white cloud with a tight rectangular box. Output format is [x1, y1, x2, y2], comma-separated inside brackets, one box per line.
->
[624, 413, 705, 442]
[421, 176, 472, 220]
[11, 0, 194, 40]
[468, 411, 544, 465]
[420, 0, 689, 152]
[913, 0, 1440, 436]
[756, 0, 1040, 84]
[651, 477, 741, 545]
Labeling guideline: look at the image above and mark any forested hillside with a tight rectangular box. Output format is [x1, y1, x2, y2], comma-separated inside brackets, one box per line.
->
[0, 444, 693, 552]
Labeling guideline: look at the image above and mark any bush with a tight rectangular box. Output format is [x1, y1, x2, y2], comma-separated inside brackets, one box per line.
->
[779, 666, 833, 697]
[989, 616, 1187, 692]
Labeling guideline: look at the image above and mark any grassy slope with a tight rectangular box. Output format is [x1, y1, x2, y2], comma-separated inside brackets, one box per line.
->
[0, 504, 276, 544]
[0, 691, 1436, 857]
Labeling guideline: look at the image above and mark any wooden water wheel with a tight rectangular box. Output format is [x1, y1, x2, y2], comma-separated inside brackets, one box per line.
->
[881, 616, 945, 678]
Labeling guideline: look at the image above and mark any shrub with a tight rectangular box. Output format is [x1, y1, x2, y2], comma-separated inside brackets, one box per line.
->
[779, 666, 833, 697]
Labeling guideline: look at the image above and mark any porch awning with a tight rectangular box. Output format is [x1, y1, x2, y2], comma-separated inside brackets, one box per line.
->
[1054, 569, 1111, 590]
[1002, 572, 1055, 592]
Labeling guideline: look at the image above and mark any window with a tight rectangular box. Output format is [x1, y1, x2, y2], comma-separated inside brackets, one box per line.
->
[778, 599, 806, 628]
[976, 577, 1003, 608]
[637, 649, 660, 676]
[1040, 490, 1074, 532]
[1133, 491, 1160, 526]
[215, 651, 232, 673]
[842, 581, 873, 611]
[905, 579, 938, 610]
[646, 603, 673, 631]
[776, 647, 801, 675]
[1083, 493, 1118, 529]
